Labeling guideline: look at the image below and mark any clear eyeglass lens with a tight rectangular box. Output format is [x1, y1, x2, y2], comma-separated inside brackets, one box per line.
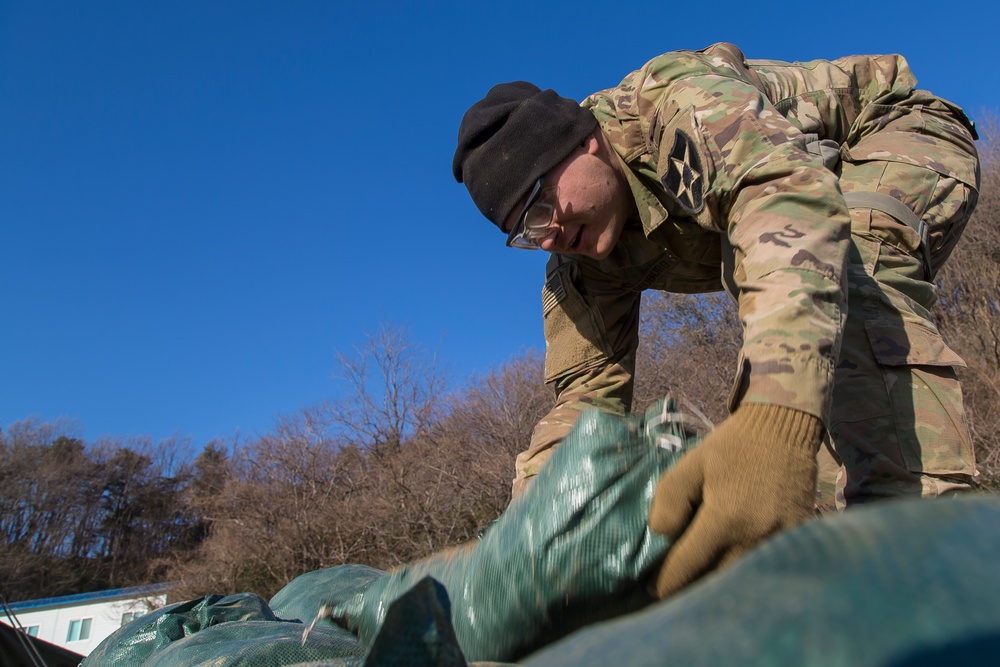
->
[507, 185, 558, 250]
[523, 204, 554, 238]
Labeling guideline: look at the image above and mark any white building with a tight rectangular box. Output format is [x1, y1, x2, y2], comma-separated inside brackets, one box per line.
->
[0, 584, 170, 657]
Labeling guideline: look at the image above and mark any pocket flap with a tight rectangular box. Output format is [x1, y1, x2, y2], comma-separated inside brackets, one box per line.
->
[864, 320, 966, 367]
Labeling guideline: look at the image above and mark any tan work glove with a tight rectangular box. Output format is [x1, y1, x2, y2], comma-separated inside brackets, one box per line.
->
[648, 402, 823, 599]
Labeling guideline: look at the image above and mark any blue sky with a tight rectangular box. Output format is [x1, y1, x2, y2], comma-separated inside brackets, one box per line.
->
[2, 1, 998, 449]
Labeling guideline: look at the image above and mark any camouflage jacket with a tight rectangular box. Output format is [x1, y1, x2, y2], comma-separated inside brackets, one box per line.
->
[525, 43, 923, 475]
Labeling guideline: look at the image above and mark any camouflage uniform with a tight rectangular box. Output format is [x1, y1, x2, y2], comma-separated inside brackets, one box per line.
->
[514, 43, 981, 509]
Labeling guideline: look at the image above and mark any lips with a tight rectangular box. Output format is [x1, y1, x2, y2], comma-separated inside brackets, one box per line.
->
[568, 228, 583, 252]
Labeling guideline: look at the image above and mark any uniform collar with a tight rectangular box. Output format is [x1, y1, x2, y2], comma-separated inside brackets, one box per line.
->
[612, 148, 669, 235]
[585, 93, 671, 237]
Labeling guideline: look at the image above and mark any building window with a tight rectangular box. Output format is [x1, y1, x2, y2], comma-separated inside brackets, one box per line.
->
[120, 610, 145, 626]
[23, 626, 39, 637]
[66, 618, 92, 642]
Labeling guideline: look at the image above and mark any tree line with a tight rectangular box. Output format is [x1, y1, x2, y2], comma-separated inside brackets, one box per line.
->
[2, 119, 997, 604]
[0, 426, 205, 600]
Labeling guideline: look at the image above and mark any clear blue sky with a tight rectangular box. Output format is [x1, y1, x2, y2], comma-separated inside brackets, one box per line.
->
[2, 0, 998, 449]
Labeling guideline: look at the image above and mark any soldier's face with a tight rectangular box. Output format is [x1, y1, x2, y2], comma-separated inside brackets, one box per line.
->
[504, 135, 632, 260]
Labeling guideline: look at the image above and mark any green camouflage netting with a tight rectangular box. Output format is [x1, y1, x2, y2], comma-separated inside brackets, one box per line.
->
[519, 493, 1000, 667]
[81, 395, 1000, 666]
[82, 591, 367, 667]
[321, 397, 699, 660]
[83, 397, 701, 666]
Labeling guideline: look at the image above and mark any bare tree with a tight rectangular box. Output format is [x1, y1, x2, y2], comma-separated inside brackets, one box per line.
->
[634, 291, 741, 425]
[167, 347, 551, 600]
[0, 421, 203, 601]
[326, 323, 447, 455]
[363, 351, 553, 566]
[431, 351, 552, 504]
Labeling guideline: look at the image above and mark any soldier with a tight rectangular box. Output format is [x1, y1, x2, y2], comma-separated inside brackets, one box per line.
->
[452, 43, 981, 598]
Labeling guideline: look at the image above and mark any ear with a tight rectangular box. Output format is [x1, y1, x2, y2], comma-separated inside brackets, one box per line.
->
[583, 132, 600, 155]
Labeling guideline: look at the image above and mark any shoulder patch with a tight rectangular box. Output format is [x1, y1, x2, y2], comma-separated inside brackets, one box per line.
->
[659, 129, 704, 215]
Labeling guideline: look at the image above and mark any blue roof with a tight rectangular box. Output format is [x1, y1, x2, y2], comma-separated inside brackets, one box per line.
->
[5, 583, 173, 611]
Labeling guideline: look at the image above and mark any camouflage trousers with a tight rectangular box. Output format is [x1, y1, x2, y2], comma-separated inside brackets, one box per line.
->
[816, 90, 981, 512]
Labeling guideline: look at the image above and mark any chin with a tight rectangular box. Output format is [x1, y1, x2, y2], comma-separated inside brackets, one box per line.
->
[588, 232, 621, 260]
[590, 220, 627, 260]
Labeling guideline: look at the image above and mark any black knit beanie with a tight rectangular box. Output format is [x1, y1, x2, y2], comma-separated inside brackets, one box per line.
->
[452, 81, 599, 230]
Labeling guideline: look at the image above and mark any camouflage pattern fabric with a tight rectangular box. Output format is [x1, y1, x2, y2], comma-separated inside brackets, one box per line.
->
[815, 89, 980, 509]
[516, 43, 980, 506]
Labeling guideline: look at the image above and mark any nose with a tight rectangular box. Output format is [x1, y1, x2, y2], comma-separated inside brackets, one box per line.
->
[536, 227, 560, 252]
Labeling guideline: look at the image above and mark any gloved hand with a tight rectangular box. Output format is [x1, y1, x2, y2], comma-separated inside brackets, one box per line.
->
[647, 402, 823, 599]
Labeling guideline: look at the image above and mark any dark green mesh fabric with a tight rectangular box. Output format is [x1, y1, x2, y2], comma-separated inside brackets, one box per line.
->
[82, 576, 478, 667]
[270, 565, 385, 630]
[76, 397, 1000, 666]
[326, 398, 700, 662]
[520, 494, 1000, 667]
[82, 592, 366, 667]
[81, 398, 700, 666]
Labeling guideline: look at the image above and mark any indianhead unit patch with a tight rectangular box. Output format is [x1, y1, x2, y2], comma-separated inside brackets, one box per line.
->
[660, 129, 704, 215]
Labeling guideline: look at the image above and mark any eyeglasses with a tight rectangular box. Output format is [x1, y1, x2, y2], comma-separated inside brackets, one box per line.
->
[506, 178, 559, 250]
